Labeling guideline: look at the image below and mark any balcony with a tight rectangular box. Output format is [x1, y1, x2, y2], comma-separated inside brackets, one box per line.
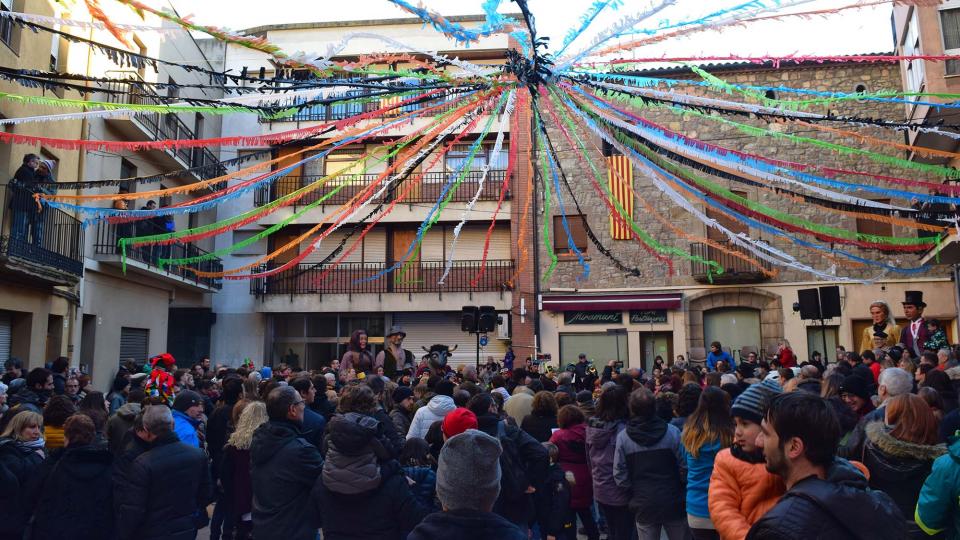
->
[254, 170, 509, 207]
[690, 242, 773, 284]
[92, 222, 223, 292]
[259, 89, 461, 124]
[100, 73, 226, 181]
[250, 259, 514, 296]
[0, 185, 83, 286]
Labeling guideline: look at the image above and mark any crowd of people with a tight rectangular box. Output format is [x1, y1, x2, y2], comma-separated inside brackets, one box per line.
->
[2, 298, 960, 539]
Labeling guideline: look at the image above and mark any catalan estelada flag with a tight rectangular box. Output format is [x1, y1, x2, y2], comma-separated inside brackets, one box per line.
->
[607, 154, 634, 240]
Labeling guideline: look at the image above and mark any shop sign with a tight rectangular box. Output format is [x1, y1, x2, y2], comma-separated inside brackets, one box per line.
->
[564, 311, 622, 325]
[629, 310, 668, 324]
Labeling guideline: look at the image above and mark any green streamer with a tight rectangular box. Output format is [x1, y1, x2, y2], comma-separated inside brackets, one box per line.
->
[535, 113, 559, 282]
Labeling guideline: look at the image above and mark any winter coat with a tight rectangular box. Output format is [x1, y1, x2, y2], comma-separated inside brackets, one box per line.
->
[8, 387, 44, 412]
[503, 391, 534, 425]
[862, 422, 945, 512]
[408, 509, 527, 540]
[521, 411, 558, 442]
[683, 439, 724, 519]
[205, 398, 237, 484]
[172, 409, 201, 449]
[613, 416, 685, 523]
[550, 422, 593, 509]
[585, 417, 630, 506]
[313, 412, 429, 539]
[0, 437, 45, 537]
[107, 402, 140, 455]
[300, 405, 327, 449]
[708, 446, 785, 540]
[250, 419, 323, 540]
[475, 412, 549, 526]
[31, 444, 114, 540]
[113, 432, 212, 540]
[108, 392, 126, 415]
[220, 445, 253, 518]
[916, 435, 960, 539]
[390, 407, 413, 438]
[373, 407, 404, 459]
[407, 395, 455, 440]
[403, 465, 438, 511]
[746, 458, 906, 540]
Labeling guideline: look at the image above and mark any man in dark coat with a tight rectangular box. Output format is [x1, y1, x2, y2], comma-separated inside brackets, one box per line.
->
[113, 404, 212, 540]
[746, 392, 906, 540]
[250, 386, 323, 540]
[206, 376, 241, 540]
[31, 414, 114, 540]
[409, 429, 525, 540]
[8, 367, 53, 412]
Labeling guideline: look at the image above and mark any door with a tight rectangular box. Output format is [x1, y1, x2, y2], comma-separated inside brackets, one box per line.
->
[640, 332, 673, 372]
[390, 229, 420, 291]
[703, 307, 761, 362]
[45, 315, 63, 362]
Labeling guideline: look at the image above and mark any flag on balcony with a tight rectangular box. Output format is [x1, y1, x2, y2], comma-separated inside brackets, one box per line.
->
[607, 154, 633, 240]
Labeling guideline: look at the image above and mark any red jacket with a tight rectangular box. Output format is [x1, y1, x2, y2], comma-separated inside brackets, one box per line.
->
[778, 348, 796, 369]
[550, 423, 593, 509]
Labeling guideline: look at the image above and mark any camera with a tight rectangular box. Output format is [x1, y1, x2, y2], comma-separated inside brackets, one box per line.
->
[614, 360, 624, 369]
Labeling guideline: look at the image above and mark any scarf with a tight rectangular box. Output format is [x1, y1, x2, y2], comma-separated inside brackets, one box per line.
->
[18, 437, 46, 458]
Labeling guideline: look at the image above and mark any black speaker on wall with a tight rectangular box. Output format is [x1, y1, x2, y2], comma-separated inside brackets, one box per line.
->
[819, 286, 841, 319]
[461, 306, 479, 332]
[797, 288, 822, 320]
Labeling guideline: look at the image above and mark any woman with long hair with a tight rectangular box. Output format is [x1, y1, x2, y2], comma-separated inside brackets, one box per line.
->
[0, 410, 45, 540]
[671, 383, 702, 431]
[550, 404, 599, 540]
[862, 394, 946, 539]
[860, 300, 900, 354]
[221, 401, 269, 540]
[585, 386, 632, 540]
[77, 391, 109, 443]
[522, 391, 559, 442]
[339, 329, 375, 380]
[681, 386, 735, 539]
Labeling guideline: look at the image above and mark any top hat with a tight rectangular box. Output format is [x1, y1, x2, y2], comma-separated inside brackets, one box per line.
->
[902, 291, 927, 308]
[386, 325, 406, 338]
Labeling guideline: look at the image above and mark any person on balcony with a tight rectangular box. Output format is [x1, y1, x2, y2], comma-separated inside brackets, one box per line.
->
[8, 153, 43, 246]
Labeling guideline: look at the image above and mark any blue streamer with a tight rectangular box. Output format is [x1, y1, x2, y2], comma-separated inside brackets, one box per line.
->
[618, 0, 772, 36]
[386, 0, 507, 44]
[555, 0, 623, 58]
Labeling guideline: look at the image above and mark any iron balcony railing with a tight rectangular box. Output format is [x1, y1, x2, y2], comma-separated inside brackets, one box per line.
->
[93, 221, 223, 290]
[259, 89, 462, 123]
[100, 72, 226, 180]
[253, 170, 509, 207]
[0, 184, 84, 277]
[690, 242, 773, 284]
[250, 259, 514, 296]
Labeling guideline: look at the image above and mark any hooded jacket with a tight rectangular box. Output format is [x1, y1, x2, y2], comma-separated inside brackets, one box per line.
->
[107, 402, 141, 455]
[708, 446, 785, 540]
[113, 432, 211, 540]
[746, 458, 906, 540]
[861, 421, 946, 528]
[406, 395, 455, 440]
[408, 509, 526, 540]
[250, 419, 324, 540]
[613, 416, 685, 523]
[682, 439, 724, 519]
[916, 435, 960, 539]
[31, 444, 114, 540]
[312, 413, 428, 539]
[585, 417, 630, 507]
[172, 409, 201, 449]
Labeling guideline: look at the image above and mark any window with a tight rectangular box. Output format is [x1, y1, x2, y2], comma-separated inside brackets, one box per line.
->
[806, 325, 838, 362]
[553, 214, 588, 254]
[904, 10, 926, 94]
[133, 36, 147, 79]
[0, 0, 17, 52]
[855, 199, 893, 240]
[231, 230, 265, 256]
[941, 6, 960, 75]
[443, 143, 508, 175]
[120, 158, 137, 179]
[559, 333, 627, 366]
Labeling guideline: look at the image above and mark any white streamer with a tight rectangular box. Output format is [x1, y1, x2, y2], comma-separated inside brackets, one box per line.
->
[0, 10, 182, 34]
[439, 89, 515, 284]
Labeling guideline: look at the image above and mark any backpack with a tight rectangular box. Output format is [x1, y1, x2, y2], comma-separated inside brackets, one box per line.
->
[496, 422, 531, 502]
[538, 464, 574, 535]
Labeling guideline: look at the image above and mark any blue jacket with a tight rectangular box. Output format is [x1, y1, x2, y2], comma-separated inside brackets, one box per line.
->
[706, 350, 735, 372]
[403, 465, 438, 511]
[681, 439, 723, 518]
[172, 410, 201, 448]
[300, 406, 326, 449]
[917, 436, 960, 539]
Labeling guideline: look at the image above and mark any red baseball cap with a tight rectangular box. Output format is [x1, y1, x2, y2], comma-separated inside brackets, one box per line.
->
[442, 407, 478, 438]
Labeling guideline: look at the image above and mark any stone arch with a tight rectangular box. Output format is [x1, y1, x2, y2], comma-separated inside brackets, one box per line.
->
[685, 288, 784, 354]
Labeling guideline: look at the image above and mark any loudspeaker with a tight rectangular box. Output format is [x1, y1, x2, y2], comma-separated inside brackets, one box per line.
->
[461, 306, 479, 332]
[478, 306, 498, 333]
[797, 288, 822, 320]
[818, 286, 841, 319]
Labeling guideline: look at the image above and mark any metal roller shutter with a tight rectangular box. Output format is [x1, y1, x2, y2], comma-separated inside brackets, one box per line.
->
[0, 312, 10, 371]
[393, 311, 507, 367]
[119, 327, 149, 364]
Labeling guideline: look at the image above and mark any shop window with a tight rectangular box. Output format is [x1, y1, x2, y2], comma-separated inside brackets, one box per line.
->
[559, 333, 627, 366]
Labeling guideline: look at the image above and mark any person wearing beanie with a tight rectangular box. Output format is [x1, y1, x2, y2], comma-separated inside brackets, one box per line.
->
[577, 390, 596, 419]
[442, 407, 478, 439]
[390, 386, 416, 438]
[406, 379, 456, 440]
[840, 373, 876, 420]
[408, 430, 525, 540]
[709, 379, 785, 540]
[172, 390, 205, 449]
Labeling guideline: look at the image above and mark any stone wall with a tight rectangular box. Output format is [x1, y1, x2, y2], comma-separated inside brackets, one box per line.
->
[539, 61, 951, 289]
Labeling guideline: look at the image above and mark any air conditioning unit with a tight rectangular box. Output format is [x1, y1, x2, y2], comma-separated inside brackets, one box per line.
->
[496, 314, 510, 340]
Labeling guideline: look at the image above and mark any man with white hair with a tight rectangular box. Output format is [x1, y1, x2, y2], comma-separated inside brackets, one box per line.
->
[840, 367, 914, 458]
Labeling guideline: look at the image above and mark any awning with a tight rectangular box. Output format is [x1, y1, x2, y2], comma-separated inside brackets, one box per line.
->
[541, 292, 683, 312]
[920, 232, 960, 266]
